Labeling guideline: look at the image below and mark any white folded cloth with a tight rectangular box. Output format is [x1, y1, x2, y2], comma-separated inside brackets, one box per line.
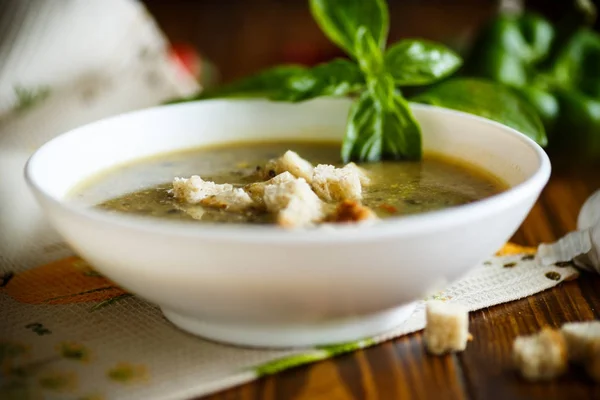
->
[538, 190, 600, 272]
[0, 0, 198, 264]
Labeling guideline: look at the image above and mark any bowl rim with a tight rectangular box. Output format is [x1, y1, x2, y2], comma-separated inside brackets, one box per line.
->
[24, 99, 551, 243]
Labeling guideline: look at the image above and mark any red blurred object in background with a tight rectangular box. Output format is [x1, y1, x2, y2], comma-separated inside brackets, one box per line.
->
[169, 43, 201, 79]
[169, 42, 220, 88]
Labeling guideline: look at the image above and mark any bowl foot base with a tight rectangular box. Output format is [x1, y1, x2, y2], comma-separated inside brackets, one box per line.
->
[161, 303, 417, 349]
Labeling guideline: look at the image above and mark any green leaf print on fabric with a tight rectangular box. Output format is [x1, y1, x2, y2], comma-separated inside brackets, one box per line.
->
[13, 85, 51, 113]
[254, 351, 328, 377]
[0, 379, 38, 400]
[107, 362, 149, 384]
[38, 370, 77, 392]
[253, 338, 379, 377]
[0, 341, 28, 364]
[58, 342, 92, 362]
[89, 293, 134, 312]
[0, 342, 36, 400]
[317, 338, 377, 356]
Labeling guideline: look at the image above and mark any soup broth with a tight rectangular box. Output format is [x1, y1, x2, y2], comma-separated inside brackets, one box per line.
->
[71, 141, 506, 224]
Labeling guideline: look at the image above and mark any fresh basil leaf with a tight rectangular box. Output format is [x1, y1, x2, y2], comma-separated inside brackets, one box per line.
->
[169, 60, 364, 104]
[309, 0, 389, 58]
[271, 59, 364, 102]
[384, 91, 422, 160]
[413, 78, 547, 146]
[548, 29, 600, 92]
[342, 75, 422, 163]
[354, 27, 386, 76]
[342, 91, 382, 162]
[166, 65, 306, 103]
[385, 40, 462, 86]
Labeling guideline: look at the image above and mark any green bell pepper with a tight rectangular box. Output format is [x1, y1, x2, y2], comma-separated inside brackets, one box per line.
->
[464, 6, 600, 159]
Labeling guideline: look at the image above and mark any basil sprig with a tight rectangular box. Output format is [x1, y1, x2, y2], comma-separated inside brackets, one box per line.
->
[414, 78, 547, 145]
[181, 0, 462, 162]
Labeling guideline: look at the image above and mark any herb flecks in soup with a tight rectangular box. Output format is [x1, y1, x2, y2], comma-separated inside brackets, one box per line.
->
[170, 150, 374, 227]
[72, 142, 505, 228]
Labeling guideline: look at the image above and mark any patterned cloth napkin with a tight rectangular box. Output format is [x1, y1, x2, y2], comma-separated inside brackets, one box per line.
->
[0, 1, 581, 399]
[1, 246, 579, 400]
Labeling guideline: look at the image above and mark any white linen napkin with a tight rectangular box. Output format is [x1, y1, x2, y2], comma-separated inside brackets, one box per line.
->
[0, 0, 198, 265]
[537, 190, 600, 272]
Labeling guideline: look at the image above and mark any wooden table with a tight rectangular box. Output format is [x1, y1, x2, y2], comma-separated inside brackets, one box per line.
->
[197, 170, 600, 400]
[142, 2, 600, 398]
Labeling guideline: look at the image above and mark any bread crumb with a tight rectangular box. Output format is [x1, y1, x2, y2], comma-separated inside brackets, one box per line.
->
[263, 178, 323, 228]
[201, 188, 255, 212]
[424, 300, 469, 355]
[245, 172, 296, 204]
[311, 164, 363, 202]
[173, 204, 205, 220]
[172, 176, 233, 204]
[513, 327, 568, 381]
[261, 151, 314, 182]
[562, 321, 600, 382]
[561, 321, 600, 363]
[344, 162, 371, 186]
[325, 200, 378, 223]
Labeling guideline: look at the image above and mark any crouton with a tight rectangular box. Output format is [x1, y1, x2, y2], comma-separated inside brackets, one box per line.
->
[201, 188, 255, 212]
[311, 164, 363, 202]
[325, 200, 378, 223]
[561, 321, 600, 363]
[172, 176, 233, 204]
[424, 301, 469, 355]
[245, 172, 297, 204]
[180, 205, 205, 220]
[344, 162, 371, 186]
[261, 151, 314, 182]
[263, 178, 323, 228]
[513, 328, 568, 381]
[562, 321, 600, 382]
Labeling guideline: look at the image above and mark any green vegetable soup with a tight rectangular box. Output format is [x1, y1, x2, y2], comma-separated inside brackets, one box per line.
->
[71, 141, 506, 225]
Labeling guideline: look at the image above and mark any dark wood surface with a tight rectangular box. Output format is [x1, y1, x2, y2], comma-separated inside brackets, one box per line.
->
[142, 2, 600, 398]
[196, 170, 600, 400]
[144, 0, 496, 83]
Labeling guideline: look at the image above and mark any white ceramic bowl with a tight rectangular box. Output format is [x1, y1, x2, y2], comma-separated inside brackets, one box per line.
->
[25, 98, 550, 348]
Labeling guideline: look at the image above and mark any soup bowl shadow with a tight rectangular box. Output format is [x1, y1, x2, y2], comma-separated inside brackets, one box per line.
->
[25, 98, 550, 348]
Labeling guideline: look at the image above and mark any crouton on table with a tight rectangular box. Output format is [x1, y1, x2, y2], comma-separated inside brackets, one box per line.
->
[561, 321, 600, 363]
[513, 328, 568, 381]
[424, 300, 469, 355]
